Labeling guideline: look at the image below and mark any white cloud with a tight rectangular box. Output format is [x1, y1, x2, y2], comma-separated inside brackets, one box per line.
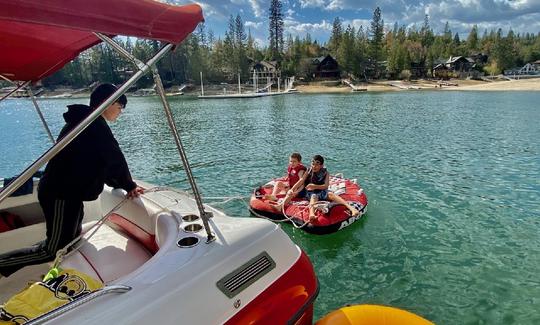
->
[343, 19, 371, 31]
[245, 21, 264, 29]
[285, 18, 332, 36]
[248, 0, 264, 18]
[286, 8, 295, 18]
[169, 0, 540, 42]
[192, 2, 221, 19]
[327, 0, 345, 11]
[299, 0, 327, 9]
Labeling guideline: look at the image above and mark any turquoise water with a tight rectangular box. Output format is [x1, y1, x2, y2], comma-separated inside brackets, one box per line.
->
[1, 92, 539, 324]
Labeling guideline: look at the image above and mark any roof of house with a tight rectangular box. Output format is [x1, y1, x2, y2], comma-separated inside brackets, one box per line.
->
[446, 56, 475, 64]
[251, 60, 278, 70]
[312, 55, 337, 64]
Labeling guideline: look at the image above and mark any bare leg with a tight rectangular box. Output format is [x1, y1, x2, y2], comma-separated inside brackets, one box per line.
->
[309, 194, 318, 221]
[328, 193, 359, 216]
[266, 181, 286, 201]
[276, 187, 302, 212]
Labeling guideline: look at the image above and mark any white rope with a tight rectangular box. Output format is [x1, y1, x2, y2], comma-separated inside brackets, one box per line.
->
[281, 203, 310, 228]
[280, 200, 330, 229]
[202, 196, 248, 205]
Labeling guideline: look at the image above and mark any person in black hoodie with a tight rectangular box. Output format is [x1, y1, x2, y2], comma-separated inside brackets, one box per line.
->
[0, 83, 143, 277]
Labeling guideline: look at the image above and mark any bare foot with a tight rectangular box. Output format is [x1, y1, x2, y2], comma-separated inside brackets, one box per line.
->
[349, 208, 359, 217]
[264, 194, 277, 201]
[309, 214, 317, 222]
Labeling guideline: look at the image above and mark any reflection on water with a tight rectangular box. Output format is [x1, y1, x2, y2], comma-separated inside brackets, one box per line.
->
[1, 91, 539, 323]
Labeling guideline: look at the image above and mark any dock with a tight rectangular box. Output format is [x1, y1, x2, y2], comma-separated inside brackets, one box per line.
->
[342, 79, 367, 91]
[198, 72, 298, 99]
[388, 81, 422, 89]
[198, 89, 297, 99]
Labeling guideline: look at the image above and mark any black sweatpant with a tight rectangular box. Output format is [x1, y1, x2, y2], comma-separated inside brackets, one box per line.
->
[0, 194, 83, 277]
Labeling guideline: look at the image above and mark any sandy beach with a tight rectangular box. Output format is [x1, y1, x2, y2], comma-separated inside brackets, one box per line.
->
[445, 78, 540, 91]
[296, 77, 540, 93]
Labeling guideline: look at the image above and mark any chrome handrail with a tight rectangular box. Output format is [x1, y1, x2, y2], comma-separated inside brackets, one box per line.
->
[25, 285, 131, 325]
[152, 67, 215, 243]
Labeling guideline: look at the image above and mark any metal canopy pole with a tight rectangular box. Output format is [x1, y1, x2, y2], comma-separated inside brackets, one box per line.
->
[27, 87, 55, 143]
[0, 80, 30, 103]
[152, 67, 215, 243]
[99, 33, 215, 241]
[94, 33, 146, 71]
[0, 43, 174, 203]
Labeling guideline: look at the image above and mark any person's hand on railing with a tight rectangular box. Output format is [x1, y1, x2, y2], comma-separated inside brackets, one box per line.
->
[127, 186, 144, 199]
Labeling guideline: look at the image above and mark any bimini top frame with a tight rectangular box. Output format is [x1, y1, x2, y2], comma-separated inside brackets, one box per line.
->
[0, 0, 215, 242]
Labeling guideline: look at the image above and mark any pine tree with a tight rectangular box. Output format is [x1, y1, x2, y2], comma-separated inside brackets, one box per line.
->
[369, 7, 385, 77]
[268, 0, 284, 60]
[235, 14, 249, 78]
[329, 17, 343, 52]
[467, 25, 479, 53]
[421, 15, 434, 48]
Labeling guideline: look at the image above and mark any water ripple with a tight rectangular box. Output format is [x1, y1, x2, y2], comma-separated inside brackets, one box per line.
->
[1, 92, 539, 323]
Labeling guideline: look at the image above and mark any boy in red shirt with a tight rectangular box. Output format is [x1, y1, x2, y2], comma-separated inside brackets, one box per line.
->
[267, 152, 306, 201]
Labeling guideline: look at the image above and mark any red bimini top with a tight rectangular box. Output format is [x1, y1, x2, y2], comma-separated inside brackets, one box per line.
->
[0, 0, 203, 82]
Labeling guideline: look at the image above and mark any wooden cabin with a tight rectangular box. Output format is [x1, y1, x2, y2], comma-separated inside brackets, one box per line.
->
[446, 56, 474, 72]
[250, 60, 280, 86]
[312, 55, 340, 79]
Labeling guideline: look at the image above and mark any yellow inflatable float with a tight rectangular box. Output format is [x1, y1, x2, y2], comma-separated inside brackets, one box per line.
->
[316, 304, 434, 325]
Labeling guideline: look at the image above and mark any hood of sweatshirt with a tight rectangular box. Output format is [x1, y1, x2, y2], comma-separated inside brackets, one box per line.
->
[63, 104, 92, 124]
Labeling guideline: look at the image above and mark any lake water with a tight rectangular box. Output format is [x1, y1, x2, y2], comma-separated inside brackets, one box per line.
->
[1, 91, 539, 324]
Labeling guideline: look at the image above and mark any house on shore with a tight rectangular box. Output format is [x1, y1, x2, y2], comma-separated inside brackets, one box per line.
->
[249, 60, 280, 86]
[433, 56, 484, 79]
[446, 56, 474, 73]
[504, 60, 540, 75]
[312, 55, 340, 79]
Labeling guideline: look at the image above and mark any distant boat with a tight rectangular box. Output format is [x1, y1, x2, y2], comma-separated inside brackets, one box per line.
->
[165, 91, 183, 97]
[48, 93, 73, 98]
[165, 84, 186, 96]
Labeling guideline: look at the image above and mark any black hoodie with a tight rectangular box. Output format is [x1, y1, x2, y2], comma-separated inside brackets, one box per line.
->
[38, 104, 136, 201]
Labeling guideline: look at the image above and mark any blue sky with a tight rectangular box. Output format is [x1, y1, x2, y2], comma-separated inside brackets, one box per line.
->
[171, 0, 540, 46]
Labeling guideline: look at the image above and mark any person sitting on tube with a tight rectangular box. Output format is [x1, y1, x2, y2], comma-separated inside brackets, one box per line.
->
[266, 152, 307, 202]
[277, 155, 359, 222]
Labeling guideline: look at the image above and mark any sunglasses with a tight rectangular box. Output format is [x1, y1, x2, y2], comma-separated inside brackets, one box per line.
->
[311, 160, 322, 165]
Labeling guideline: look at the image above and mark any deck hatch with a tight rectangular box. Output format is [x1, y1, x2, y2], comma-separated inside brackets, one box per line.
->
[217, 251, 276, 298]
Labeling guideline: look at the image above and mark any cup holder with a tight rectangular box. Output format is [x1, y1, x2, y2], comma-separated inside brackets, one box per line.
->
[177, 237, 199, 248]
[182, 214, 200, 222]
[183, 223, 203, 233]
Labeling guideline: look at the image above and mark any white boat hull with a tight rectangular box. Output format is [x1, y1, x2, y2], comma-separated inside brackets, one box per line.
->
[0, 181, 318, 324]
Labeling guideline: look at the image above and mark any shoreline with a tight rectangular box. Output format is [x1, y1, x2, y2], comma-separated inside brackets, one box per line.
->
[4, 78, 539, 99]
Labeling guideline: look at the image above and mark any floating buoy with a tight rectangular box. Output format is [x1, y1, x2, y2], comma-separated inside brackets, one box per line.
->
[316, 304, 434, 325]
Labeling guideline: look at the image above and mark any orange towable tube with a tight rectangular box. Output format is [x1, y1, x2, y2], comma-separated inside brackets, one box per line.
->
[316, 304, 434, 325]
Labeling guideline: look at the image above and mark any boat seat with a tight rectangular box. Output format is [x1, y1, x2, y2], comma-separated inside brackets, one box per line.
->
[0, 222, 46, 255]
[61, 213, 155, 284]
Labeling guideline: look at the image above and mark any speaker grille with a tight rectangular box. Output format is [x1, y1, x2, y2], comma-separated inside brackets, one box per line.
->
[217, 252, 276, 298]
